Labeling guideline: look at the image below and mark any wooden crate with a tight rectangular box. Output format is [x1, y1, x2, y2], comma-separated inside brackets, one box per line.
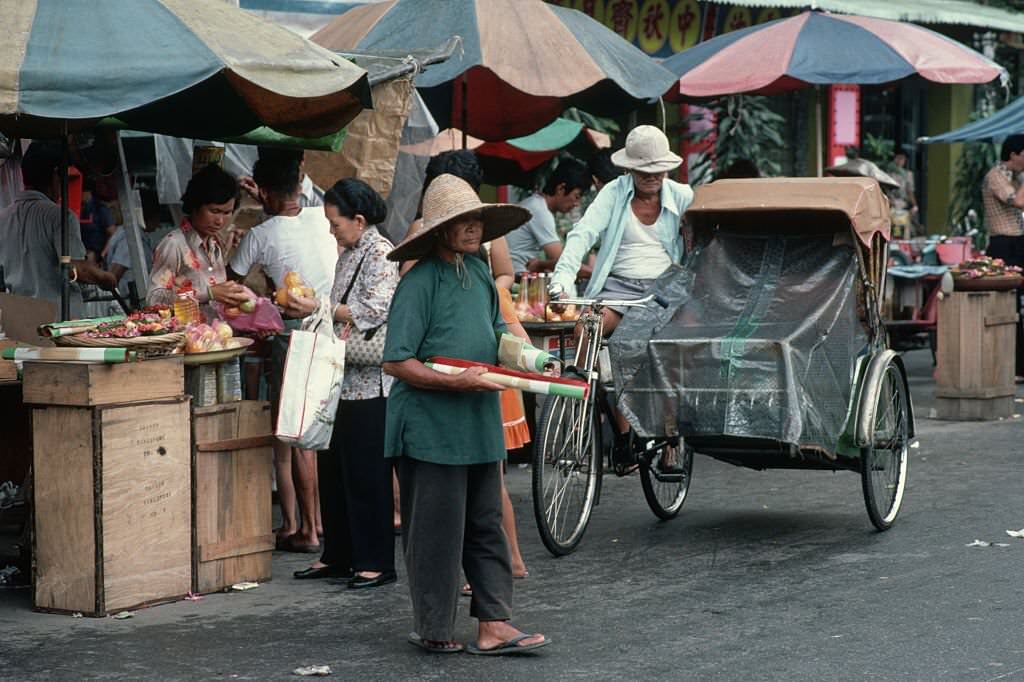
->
[32, 398, 192, 616]
[936, 290, 1018, 420]
[21, 356, 184, 406]
[192, 401, 274, 594]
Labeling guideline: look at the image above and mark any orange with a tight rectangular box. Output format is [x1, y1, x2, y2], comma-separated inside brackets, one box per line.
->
[283, 271, 304, 288]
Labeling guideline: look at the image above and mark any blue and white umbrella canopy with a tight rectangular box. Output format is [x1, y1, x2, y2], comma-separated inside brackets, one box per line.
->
[0, 0, 371, 138]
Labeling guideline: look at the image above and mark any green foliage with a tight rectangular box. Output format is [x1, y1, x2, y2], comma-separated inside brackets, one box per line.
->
[860, 133, 895, 169]
[949, 137, 998, 235]
[684, 95, 786, 185]
[562, 107, 620, 137]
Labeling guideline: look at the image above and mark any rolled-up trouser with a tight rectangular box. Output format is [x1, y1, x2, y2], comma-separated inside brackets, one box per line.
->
[397, 456, 511, 641]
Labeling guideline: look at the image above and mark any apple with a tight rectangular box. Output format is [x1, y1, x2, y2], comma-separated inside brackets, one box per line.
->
[239, 299, 255, 313]
[213, 321, 233, 343]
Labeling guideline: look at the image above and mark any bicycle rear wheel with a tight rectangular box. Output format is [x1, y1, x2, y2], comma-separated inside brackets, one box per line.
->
[532, 394, 601, 556]
[639, 437, 693, 520]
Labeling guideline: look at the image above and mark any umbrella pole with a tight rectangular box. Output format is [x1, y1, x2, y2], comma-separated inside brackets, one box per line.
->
[461, 73, 468, 150]
[815, 86, 823, 177]
[60, 125, 71, 321]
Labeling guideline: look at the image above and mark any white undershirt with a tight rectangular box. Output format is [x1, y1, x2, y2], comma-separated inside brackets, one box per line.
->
[610, 210, 672, 280]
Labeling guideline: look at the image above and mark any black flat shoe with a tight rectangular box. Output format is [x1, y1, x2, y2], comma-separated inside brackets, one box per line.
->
[293, 566, 352, 580]
[347, 570, 397, 589]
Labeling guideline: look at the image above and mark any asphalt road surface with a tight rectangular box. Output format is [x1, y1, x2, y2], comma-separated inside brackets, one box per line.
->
[3, 349, 1024, 681]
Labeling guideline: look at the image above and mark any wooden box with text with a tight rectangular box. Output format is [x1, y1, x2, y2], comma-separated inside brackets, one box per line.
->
[32, 397, 192, 616]
[192, 401, 274, 594]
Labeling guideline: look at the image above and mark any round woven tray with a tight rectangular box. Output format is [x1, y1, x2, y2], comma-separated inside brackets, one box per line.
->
[52, 332, 185, 359]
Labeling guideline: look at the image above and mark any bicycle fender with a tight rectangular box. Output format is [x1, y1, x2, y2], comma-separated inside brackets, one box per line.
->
[854, 350, 915, 448]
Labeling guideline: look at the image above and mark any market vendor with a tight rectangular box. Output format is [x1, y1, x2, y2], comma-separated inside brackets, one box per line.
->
[146, 164, 250, 312]
[0, 142, 116, 320]
[505, 159, 588, 274]
[382, 173, 550, 655]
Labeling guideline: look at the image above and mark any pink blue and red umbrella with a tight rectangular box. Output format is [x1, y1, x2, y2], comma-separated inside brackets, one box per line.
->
[663, 10, 1005, 99]
[313, 0, 675, 141]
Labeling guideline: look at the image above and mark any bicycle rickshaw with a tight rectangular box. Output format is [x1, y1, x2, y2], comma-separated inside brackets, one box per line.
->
[532, 178, 913, 556]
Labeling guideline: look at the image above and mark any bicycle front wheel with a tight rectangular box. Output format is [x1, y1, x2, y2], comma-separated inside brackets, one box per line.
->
[532, 394, 601, 556]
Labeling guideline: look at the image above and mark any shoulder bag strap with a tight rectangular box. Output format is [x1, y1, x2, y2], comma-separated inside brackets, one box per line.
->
[340, 251, 370, 305]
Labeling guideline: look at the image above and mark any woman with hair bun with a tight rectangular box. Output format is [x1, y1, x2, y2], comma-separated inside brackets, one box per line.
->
[285, 178, 400, 588]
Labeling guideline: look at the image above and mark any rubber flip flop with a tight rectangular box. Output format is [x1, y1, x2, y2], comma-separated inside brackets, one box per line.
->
[407, 633, 463, 654]
[465, 634, 550, 656]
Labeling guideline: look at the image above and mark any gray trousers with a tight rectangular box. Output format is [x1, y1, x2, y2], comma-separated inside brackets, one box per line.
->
[397, 457, 512, 641]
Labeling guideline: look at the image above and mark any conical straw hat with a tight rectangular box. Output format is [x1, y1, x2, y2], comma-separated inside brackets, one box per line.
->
[387, 174, 531, 262]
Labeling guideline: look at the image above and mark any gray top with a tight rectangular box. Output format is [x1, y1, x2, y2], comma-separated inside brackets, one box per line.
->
[107, 226, 154, 298]
[0, 190, 85, 320]
[506, 193, 559, 273]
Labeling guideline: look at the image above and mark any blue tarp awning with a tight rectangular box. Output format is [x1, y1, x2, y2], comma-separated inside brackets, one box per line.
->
[922, 97, 1024, 144]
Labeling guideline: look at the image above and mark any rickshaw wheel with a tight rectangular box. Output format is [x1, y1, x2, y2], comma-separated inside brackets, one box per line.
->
[861, 362, 910, 531]
[532, 394, 601, 556]
[639, 437, 693, 520]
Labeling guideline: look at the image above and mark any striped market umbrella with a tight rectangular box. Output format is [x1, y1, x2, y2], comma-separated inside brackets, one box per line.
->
[0, 0, 372, 139]
[663, 10, 1005, 98]
[312, 0, 676, 141]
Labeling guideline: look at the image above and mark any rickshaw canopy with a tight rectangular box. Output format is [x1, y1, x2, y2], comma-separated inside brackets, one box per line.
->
[685, 178, 891, 247]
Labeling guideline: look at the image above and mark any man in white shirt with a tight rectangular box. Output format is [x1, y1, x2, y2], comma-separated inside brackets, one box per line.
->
[239, 147, 323, 210]
[506, 159, 590, 274]
[228, 155, 337, 554]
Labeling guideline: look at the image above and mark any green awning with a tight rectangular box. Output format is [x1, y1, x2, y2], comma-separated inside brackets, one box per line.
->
[99, 118, 347, 152]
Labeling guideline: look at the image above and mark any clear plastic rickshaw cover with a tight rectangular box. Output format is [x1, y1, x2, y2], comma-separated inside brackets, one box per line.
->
[610, 232, 867, 453]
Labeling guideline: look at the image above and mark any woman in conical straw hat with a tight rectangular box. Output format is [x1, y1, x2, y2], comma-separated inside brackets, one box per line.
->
[382, 174, 551, 655]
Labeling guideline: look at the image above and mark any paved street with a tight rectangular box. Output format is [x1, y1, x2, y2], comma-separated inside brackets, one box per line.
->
[3, 349, 1024, 681]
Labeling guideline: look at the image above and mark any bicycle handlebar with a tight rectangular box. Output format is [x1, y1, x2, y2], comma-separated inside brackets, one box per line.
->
[558, 293, 663, 309]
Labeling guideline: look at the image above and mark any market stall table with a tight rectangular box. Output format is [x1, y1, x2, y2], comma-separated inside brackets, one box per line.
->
[936, 283, 1020, 420]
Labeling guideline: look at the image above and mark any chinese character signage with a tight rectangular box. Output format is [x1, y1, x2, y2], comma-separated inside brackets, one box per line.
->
[549, 0, 795, 57]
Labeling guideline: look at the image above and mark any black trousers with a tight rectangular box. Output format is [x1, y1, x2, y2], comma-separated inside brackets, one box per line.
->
[987, 235, 1024, 375]
[398, 457, 512, 641]
[318, 397, 394, 572]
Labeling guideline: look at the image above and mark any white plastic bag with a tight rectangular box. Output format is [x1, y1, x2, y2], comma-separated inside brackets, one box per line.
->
[275, 301, 345, 450]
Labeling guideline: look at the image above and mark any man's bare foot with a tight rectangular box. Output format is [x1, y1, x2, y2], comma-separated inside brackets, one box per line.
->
[292, 531, 318, 546]
[512, 562, 529, 579]
[274, 525, 297, 540]
[476, 620, 546, 651]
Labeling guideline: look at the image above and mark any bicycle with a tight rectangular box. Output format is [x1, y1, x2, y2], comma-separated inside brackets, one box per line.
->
[531, 294, 693, 556]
